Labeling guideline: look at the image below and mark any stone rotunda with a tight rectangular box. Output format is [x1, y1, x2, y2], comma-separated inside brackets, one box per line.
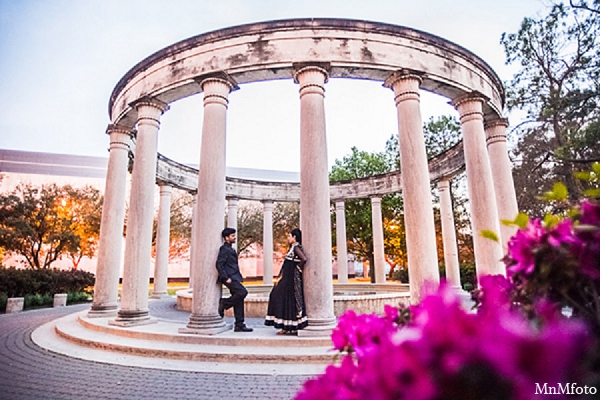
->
[88, 18, 518, 338]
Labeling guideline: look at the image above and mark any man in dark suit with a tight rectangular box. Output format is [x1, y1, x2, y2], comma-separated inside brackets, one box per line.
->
[216, 227, 253, 332]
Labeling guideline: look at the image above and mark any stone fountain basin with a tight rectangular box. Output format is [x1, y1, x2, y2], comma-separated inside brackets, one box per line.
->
[177, 283, 411, 317]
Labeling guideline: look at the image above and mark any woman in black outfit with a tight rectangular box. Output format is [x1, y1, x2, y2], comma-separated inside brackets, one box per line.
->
[264, 228, 308, 335]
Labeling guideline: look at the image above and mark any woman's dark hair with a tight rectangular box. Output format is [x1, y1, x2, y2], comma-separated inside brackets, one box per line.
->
[290, 228, 302, 245]
[222, 227, 236, 239]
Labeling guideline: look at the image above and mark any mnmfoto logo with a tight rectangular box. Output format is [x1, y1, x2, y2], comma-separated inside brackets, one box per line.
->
[535, 383, 597, 395]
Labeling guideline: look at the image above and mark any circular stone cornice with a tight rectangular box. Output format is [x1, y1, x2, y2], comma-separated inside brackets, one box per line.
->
[109, 18, 505, 126]
[155, 141, 466, 201]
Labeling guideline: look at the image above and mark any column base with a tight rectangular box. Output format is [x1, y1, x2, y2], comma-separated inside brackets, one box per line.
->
[151, 291, 170, 299]
[109, 309, 157, 327]
[87, 303, 119, 318]
[179, 314, 231, 335]
[298, 316, 337, 337]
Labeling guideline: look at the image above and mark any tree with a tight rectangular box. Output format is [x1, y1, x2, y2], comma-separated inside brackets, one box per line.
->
[234, 200, 300, 257]
[273, 202, 300, 254]
[384, 115, 461, 162]
[424, 115, 462, 158]
[330, 146, 403, 281]
[569, 0, 600, 14]
[0, 184, 102, 269]
[501, 3, 600, 215]
[235, 201, 263, 255]
[61, 186, 103, 269]
[333, 115, 472, 281]
[167, 190, 193, 260]
[386, 115, 470, 267]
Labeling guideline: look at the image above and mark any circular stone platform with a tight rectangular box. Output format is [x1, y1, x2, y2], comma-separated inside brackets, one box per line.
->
[177, 283, 411, 317]
[32, 299, 339, 376]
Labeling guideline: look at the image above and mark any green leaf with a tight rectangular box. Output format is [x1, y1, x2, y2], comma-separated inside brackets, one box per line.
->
[584, 188, 600, 198]
[481, 230, 499, 242]
[502, 213, 529, 229]
[541, 182, 568, 201]
[566, 208, 579, 219]
[592, 162, 600, 176]
[543, 213, 562, 228]
[574, 171, 591, 182]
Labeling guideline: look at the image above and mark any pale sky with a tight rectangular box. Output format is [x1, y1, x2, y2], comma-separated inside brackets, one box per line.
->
[0, 0, 547, 172]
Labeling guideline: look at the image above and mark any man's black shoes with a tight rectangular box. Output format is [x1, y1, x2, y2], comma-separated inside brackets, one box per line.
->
[234, 325, 253, 332]
[218, 299, 224, 318]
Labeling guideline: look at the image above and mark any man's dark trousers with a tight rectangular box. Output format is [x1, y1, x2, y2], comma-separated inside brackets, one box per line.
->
[223, 280, 248, 327]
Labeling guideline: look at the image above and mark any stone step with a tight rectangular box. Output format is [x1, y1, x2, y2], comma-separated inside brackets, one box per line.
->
[77, 313, 333, 348]
[53, 311, 339, 366]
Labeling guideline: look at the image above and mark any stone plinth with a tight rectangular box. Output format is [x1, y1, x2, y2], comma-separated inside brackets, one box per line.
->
[6, 297, 24, 313]
[177, 284, 411, 318]
[53, 294, 68, 307]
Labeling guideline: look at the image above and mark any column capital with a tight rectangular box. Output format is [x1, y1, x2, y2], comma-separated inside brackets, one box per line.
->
[195, 71, 239, 92]
[451, 91, 488, 124]
[484, 117, 509, 147]
[292, 62, 330, 84]
[226, 196, 239, 202]
[484, 117, 509, 130]
[334, 199, 345, 209]
[451, 91, 488, 109]
[383, 69, 424, 89]
[129, 96, 170, 114]
[262, 199, 274, 210]
[437, 179, 451, 190]
[370, 196, 382, 204]
[384, 70, 424, 105]
[106, 123, 135, 136]
[197, 73, 238, 108]
[293, 63, 329, 99]
[105, 124, 135, 151]
[157, 182, 173, 195]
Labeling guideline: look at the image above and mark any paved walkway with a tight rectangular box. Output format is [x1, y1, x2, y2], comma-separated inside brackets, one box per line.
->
[0, 301, 312, 400]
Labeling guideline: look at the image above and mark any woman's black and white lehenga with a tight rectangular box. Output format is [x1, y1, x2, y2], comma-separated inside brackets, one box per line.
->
[264, 243, 308, 332]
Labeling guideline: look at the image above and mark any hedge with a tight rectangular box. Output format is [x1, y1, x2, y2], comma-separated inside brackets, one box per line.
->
[0, 267, 95, 298]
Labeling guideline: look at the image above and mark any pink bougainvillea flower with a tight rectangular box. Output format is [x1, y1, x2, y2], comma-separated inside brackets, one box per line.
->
[546, 219, 578, 247]
[477, 274, 513, 316]
[574, 200, 600, 281]
[295, 356, 359, 400]
[383, 304, 398, 323]
[297, 284, 590, 400]
[331, 310, 396, 358]
[580, 199, 600, 226]
[506, 219, 545, 277]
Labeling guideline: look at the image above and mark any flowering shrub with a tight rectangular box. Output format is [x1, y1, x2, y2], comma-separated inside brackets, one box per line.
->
[296, 284, 590, 400]
[499, 199, 600, 333]
[297, 172, 599, 399]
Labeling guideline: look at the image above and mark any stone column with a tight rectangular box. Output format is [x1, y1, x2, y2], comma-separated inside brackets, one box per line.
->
[335, 200, 349, 284]
[485, 118, 519, 253]
[384, 71, 440, 303]
[371, 196, 386, 283]
[262, 200, 274, 285]
[227, 197, 239, 251]
[182, 76, 237, 335]
[294, 64, 336, 336]
[437, 180, 461, 289]
[188, 192, 198, 289]
[152, 183, 172, 299]
[88, 124, 134, 318]
[110, 97, 168, 327]
[452, 92, 505, 278]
